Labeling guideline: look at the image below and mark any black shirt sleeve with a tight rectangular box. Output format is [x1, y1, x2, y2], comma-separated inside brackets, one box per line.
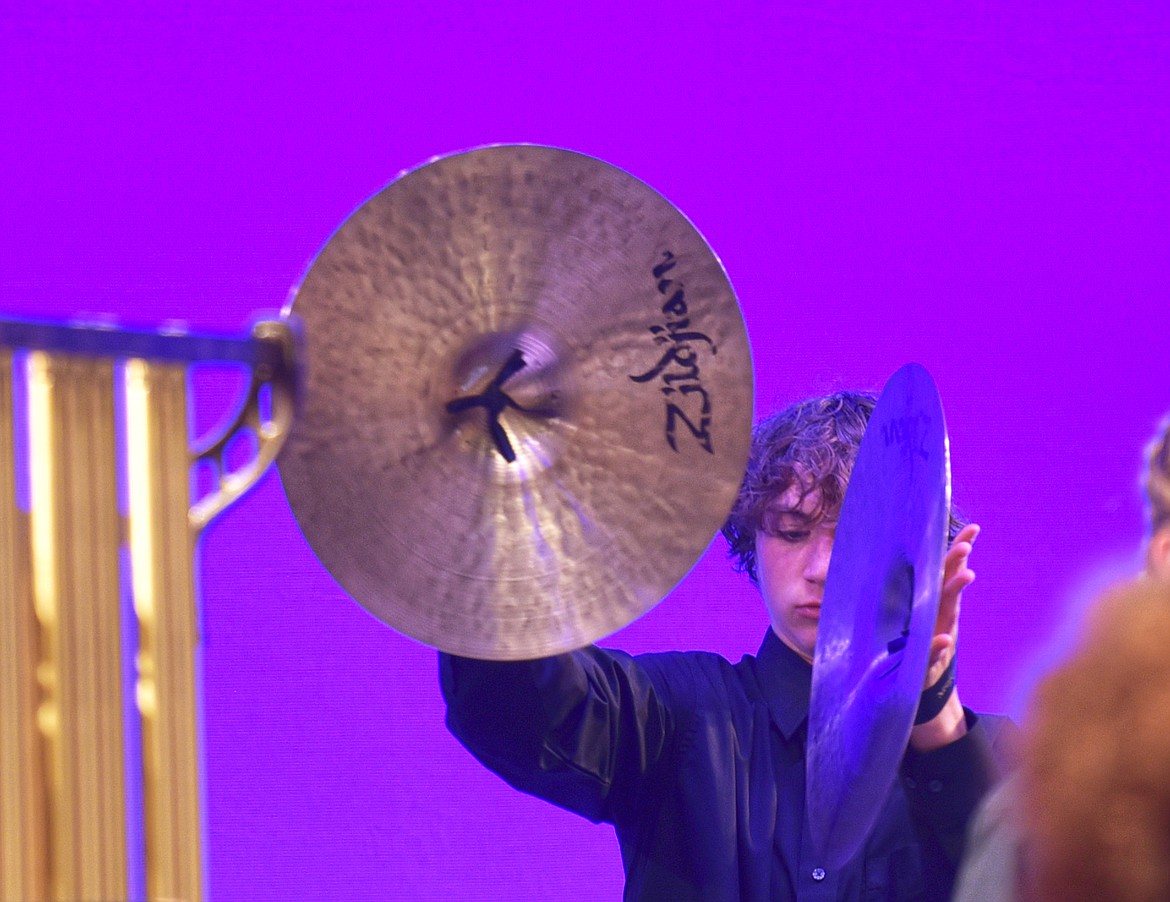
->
[439, 647, 683, 824]
[900, 709, 1020, 898]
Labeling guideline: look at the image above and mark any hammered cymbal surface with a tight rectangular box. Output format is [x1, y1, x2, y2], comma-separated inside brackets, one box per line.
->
[277, 145, 753, 660]
[806, 362, 951, 867]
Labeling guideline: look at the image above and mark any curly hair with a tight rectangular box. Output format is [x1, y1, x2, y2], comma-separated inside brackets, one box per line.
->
[1022, 578, 1170, 902]
[1145, 415, 1170, 533]
[721, 390, 965, 583]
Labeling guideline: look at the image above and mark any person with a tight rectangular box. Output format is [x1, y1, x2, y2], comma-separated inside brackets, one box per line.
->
[1021, 577, 1170, 902]
[1142, 413, 1170, 580]
[952, 412, 1170, 901]
[440, 391, 1016, 901]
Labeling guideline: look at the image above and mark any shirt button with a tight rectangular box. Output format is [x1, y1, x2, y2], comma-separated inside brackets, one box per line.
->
[812, 868, 826, 881]
[928, 780, 943, 793]
[904, 777, 918, 790]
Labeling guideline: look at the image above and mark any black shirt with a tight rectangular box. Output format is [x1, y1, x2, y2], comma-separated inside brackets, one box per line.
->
[441, 630, 1015, 901]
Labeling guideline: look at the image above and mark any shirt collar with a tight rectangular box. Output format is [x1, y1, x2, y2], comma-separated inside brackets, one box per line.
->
[753, 629, 812, 740]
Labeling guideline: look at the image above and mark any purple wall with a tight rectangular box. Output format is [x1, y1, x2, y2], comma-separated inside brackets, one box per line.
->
[3, 3, 1168, 899]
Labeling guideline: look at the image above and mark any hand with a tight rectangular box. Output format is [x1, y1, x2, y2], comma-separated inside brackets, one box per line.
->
[909, 522, 978, 751]
[923, 522, 979, 690]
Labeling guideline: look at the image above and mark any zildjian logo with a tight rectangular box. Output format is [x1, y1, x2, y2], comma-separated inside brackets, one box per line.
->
[629, 250, 718, 453]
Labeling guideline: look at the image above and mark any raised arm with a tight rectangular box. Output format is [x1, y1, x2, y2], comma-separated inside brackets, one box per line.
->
[439, 646, 683, 824]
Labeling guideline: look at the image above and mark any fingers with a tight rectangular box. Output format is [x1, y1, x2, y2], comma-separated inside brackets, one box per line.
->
[943, 524, 980, 578]
[944, 539, 974, 569]
[952, 522, 980, 546]
[924, 634, 955, 688]
[920, 525, 981, 691]
[941, 523, 980, 604]
[942, 568, 975, 600]
[935, 522, 980, 652]
[937, 573, 971, 635]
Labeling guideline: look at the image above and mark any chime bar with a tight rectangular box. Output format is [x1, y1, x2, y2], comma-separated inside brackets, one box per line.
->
[27, 351, 127, 900]
[0, 349, 47, 902]
[126, 359, 204, 901]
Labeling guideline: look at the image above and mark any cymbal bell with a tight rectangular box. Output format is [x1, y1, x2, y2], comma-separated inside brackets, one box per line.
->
[277, 145, 754, 660]
[806, 362, 951, 867]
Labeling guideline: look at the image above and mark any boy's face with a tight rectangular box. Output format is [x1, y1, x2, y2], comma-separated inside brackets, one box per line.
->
[756, 483, 837, 664]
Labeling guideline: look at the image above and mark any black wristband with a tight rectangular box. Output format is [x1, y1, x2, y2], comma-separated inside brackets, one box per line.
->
[914, 655, 956, 725]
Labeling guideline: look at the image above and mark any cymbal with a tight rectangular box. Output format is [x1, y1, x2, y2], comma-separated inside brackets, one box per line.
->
[806, 362, 950, 867]
[277, 145, 754, 660]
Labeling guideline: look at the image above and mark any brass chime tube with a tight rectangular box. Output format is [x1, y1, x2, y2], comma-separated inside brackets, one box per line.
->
[26, 351, 127, 901]
[0, 350, 48, 902]
[125, 358, 205, 901]
[0, 316, 293, 901]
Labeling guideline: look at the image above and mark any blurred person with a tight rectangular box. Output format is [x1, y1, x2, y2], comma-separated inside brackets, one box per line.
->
[953, 412, 1170, 901]
[1022, 577, 1170, 901]
[1143, 414, 1170, 580]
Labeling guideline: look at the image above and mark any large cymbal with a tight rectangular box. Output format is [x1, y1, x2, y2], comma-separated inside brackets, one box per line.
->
[277, 145, 753, 660]
[806, 362, 950, 867]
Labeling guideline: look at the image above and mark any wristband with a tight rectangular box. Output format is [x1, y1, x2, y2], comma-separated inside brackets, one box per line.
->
[914, 655, 956, 725]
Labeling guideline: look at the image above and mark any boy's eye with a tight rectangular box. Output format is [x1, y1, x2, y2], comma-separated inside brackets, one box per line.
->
[760, 511, 812, 543]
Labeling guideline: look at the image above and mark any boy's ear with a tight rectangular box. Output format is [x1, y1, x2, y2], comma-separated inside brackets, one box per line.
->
[1149, 526, 1170, 581]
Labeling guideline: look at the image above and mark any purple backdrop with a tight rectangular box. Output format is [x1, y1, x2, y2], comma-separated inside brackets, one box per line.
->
[3, 3, 1168, 899]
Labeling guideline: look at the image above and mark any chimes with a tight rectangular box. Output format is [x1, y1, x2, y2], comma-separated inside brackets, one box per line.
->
[0, 318, 297, 901]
